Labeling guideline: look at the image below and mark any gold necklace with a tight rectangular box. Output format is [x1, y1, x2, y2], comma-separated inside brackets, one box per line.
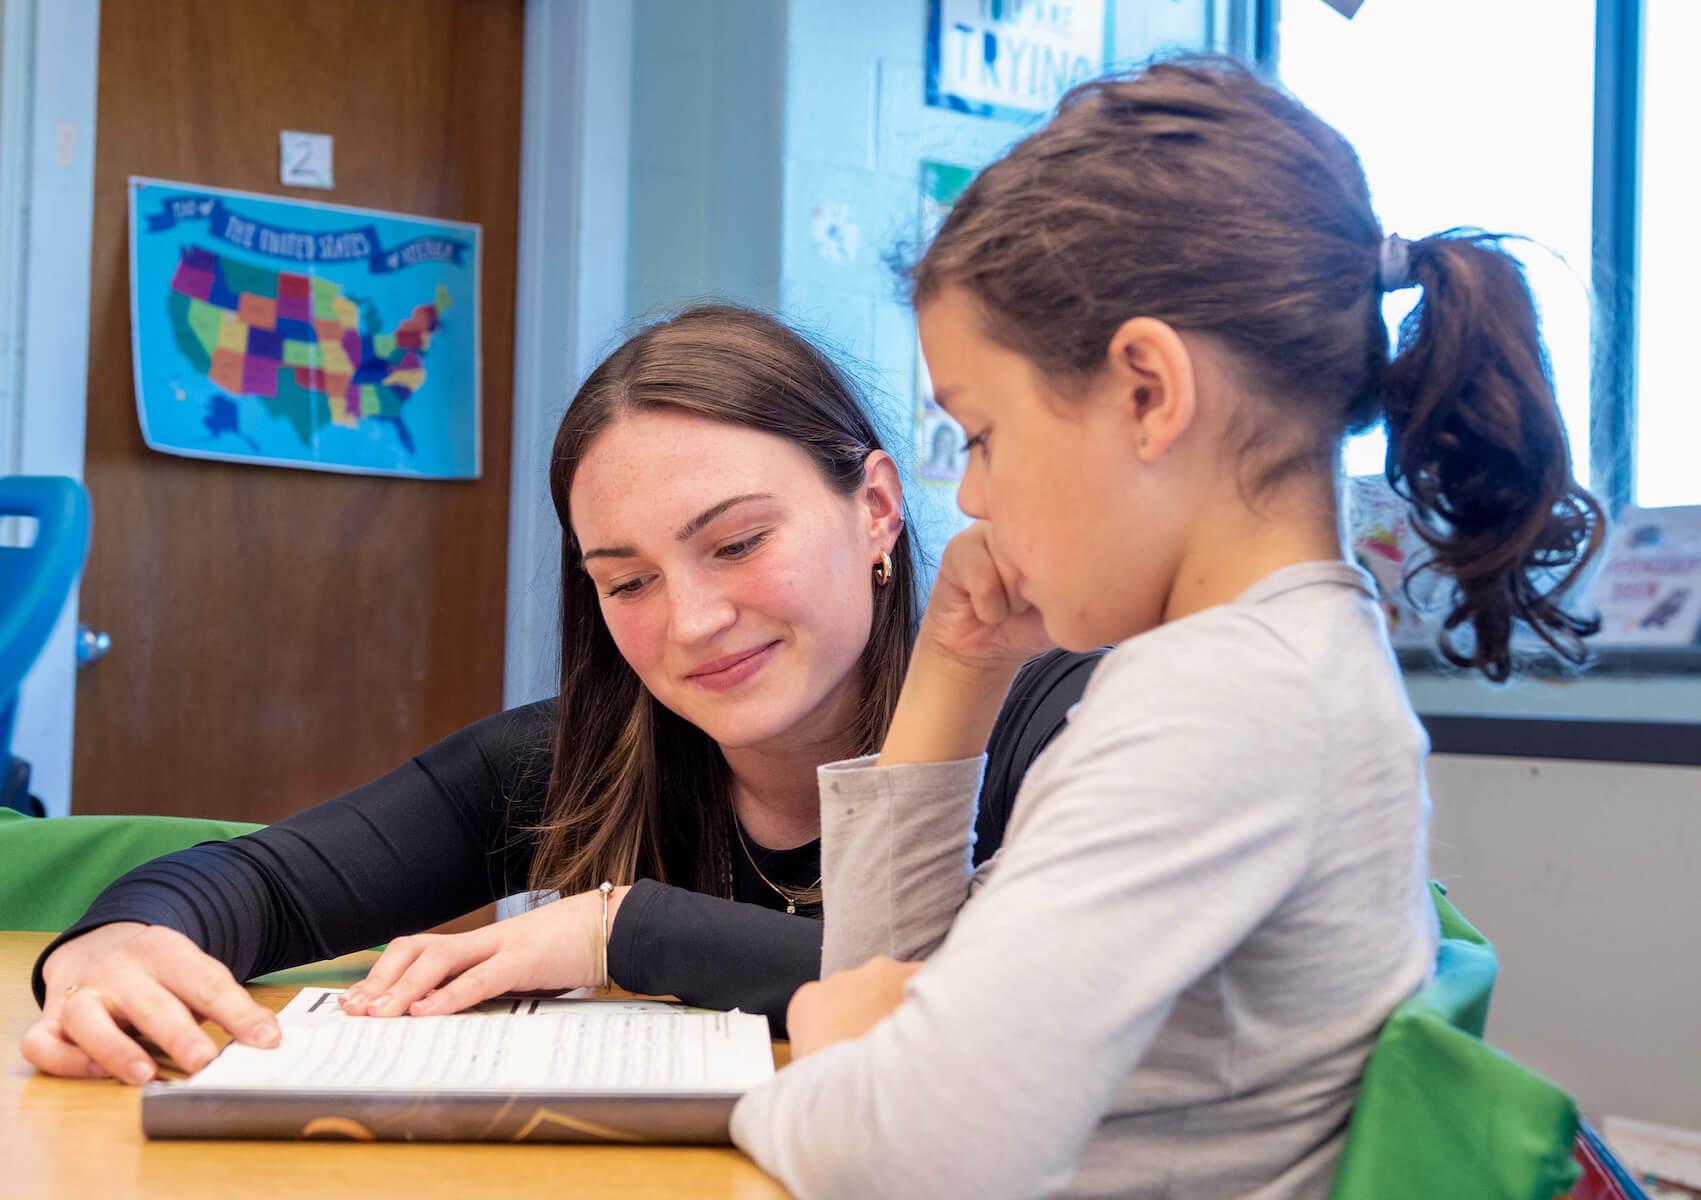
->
[733, 818, 822, 915]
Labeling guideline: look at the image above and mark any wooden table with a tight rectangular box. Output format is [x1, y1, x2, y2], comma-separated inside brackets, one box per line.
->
[1, 931, 790, 1199]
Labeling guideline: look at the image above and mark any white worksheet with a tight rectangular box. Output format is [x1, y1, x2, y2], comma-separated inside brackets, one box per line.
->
[177, 987, 775, 1096]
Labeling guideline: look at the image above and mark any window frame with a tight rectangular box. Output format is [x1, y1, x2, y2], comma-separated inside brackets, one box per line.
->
[1590, 0, 1642, 517]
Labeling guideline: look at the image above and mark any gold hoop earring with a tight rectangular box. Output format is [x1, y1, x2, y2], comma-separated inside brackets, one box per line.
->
[873, 550, 894, 588]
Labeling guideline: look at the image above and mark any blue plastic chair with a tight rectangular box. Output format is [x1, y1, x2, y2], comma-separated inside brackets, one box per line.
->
[0, 476, 92, 800]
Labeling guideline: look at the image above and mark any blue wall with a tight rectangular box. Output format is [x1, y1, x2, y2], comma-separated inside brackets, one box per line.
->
[776, 0, 1214, 565]
[776, 3, 1020, 563]
[627, 0, 786, 320]
[626, 0, 1215, 569]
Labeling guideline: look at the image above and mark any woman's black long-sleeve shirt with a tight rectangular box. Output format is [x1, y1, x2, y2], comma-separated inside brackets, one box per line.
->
[33, 651, 1103, 1031]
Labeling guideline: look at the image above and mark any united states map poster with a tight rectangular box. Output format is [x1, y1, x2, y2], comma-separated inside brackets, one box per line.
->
[128, 177, 481, 479]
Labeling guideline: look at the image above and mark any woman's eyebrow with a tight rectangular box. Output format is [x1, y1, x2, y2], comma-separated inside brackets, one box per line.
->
[581, 493, 779, 562]
[674, 492, 777, 541]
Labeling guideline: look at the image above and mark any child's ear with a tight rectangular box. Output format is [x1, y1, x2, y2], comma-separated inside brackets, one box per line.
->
[1104, 317, 1197, 461]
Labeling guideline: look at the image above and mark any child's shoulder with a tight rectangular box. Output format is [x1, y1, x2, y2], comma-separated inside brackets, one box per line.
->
[1091, 600, 1315, 698]
[1062, 607, 1320, 764]
[1088, 564, 1382, 703]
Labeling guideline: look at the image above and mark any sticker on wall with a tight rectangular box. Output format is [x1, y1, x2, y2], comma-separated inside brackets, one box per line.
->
[1346, 477, 1701, 661]
[914, 161, 977, 486]
[810, 203, 861, 266]
[1586, 506, 1701, 648]
[279, 131, 334, 190]
[127, 177, 481, 479]
[926, 0, 1107, 122]
[1345, 476, 1436, 649]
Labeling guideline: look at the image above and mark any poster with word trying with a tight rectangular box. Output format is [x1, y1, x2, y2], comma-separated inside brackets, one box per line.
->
[128, 177, 481, 479]
[926, 0, 1107, 122]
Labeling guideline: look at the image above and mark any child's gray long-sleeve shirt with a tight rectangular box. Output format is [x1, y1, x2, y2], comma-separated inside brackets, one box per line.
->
[731, 560, 1439, 1199]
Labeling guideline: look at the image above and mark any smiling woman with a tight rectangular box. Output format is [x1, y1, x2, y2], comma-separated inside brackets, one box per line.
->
[539, 307, 922, 902]
[21, 304, 1105, 1086]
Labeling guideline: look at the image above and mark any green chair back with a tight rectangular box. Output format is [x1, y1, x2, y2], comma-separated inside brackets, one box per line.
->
[1328, 885, 1581, 1200]
[0, 807, 261, 932]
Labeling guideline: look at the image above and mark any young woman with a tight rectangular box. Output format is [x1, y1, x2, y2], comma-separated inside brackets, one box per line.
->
[22, 305, 1102, 1085]
[730, 58, 1603, 1198]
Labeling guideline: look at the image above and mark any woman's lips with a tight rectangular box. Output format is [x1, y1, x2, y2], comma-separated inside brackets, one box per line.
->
[686, 641, 781, 692]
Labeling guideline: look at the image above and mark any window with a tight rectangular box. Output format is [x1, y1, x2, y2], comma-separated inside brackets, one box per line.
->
[1275, 0, 1597, 485]
[1633, 0, 1700, 508]
[1274, 0, 1701, 760]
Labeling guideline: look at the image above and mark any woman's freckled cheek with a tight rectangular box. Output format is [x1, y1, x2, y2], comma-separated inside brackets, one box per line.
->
[603, 604, 662, 669]
[741, 568, 800, 625]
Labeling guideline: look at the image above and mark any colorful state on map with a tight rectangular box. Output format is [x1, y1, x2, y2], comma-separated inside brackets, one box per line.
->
[164, 244, 449, 453]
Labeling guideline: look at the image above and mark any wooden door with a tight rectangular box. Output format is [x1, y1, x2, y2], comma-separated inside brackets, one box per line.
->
[73, 0, 525, 828]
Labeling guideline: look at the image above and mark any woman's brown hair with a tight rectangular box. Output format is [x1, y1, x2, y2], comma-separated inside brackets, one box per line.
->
[525, 305, 920, 899]
[911, 55, 1602, 682]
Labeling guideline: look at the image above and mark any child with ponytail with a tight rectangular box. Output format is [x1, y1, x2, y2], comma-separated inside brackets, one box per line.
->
[730, 55, 1602, 1199]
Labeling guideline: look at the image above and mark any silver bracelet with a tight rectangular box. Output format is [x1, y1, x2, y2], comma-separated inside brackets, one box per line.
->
[598, 881, 614, 990]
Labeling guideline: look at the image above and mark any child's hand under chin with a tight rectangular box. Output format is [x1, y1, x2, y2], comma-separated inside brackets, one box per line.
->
[922, 521, 1054, 679]
[879, 522, 1055, 767]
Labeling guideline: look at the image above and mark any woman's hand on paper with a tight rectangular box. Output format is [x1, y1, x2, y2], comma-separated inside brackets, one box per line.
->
[786, 954, 921, 1059]
[339, 886, 631, 1019]
[23, 922, 280, 1083]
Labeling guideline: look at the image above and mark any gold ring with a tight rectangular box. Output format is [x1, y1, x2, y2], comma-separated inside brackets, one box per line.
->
[63, 984, 101, 1002]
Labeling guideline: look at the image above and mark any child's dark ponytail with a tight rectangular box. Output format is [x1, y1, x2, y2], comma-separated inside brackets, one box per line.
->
[912, 56, 1606, 682]
[1381, 232, 1604, 682]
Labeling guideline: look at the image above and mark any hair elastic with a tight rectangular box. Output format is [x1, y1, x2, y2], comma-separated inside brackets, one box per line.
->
[1378, 235, 1415, 292]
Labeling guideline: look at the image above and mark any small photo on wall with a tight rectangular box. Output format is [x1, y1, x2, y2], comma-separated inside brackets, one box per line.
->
[913, 161, 977, 486]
